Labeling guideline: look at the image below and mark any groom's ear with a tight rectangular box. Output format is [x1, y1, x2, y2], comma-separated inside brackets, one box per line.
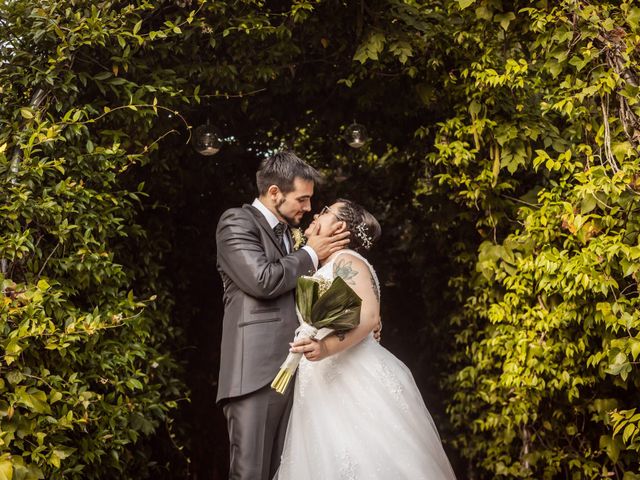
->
[267, 185, 280, 200]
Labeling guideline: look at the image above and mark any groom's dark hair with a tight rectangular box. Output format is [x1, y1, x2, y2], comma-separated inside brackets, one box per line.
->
[256, 151, 322, 195]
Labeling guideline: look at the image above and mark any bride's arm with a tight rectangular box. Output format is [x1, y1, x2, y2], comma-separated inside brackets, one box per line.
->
[290, 254, 380, 361]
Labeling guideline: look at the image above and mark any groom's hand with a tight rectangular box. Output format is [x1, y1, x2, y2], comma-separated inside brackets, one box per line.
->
[305, 221, 350, 262]
[373, 318, 382, 343]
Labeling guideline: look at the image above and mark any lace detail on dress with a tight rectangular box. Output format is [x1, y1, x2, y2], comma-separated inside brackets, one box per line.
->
[322, 356, 341, 384]
[378, 357, 409, 413]
[338, 449, 358, 480]
[297, 358, 311, 399]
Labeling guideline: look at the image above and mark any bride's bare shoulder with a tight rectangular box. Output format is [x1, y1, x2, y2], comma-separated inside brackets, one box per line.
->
[331, 251, 370, 284]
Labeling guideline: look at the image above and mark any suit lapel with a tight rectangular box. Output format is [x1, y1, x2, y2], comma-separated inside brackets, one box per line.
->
[243, 204, 287, 255]
[286, 228, 294, 251]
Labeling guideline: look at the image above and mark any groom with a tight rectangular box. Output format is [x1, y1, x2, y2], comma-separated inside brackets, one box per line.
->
[215, 151, 350, 480]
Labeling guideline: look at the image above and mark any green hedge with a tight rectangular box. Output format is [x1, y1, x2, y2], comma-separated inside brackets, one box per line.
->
[0, 2, 188, 477]
[421, 1, 640, 477]
[3, 0, 640, 478]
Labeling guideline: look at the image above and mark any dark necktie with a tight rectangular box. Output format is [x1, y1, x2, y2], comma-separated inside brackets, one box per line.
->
[273, 222, 288, 253]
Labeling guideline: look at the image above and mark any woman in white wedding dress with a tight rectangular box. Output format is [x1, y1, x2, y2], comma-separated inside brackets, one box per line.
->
[276, 199, 457, 480]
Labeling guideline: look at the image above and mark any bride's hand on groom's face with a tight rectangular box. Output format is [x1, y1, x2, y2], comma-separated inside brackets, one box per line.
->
[305, 221, 350, 261]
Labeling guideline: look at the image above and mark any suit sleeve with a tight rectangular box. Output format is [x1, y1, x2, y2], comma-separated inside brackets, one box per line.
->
[216, 208, 315, 299]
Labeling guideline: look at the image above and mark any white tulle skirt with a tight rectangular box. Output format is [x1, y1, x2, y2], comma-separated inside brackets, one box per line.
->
[275, 334, 457, 479]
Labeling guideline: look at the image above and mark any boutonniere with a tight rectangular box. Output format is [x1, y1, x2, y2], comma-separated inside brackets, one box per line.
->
[291, 227, 307, 251]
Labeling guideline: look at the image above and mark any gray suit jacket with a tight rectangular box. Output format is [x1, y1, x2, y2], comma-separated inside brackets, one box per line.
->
[215, 204, 315, 403]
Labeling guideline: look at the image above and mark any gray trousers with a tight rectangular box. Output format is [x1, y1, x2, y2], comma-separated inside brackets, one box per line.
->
[223, 384, 294, 480]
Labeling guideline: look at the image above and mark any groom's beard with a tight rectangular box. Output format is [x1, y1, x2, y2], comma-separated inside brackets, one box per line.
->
[275, 200, 301, 227]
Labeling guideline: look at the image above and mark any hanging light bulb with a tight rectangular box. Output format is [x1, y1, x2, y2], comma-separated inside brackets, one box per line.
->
[343, 122, 369, 149]
[192, 120, 222, 156]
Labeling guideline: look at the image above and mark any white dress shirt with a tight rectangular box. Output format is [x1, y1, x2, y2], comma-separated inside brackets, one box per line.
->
[252, 198, 318, 269]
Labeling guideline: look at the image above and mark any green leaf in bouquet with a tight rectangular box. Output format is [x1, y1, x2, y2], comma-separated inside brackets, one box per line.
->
[310, 276, 361, 331]
[295, 276, 320, 323]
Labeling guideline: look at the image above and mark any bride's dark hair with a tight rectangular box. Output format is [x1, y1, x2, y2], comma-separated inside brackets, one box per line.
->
[335, 199, 381, 252]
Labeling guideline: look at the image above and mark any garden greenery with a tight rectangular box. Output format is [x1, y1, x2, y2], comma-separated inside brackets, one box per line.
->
[427, 2, 640, 478]
[1, 0, 640, 478]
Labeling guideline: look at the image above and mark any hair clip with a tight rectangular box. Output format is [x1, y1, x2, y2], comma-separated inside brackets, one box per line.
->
[355, 222, 373, 250]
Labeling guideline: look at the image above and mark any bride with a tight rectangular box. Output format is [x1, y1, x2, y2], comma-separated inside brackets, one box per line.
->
[275, 199, 457, 479]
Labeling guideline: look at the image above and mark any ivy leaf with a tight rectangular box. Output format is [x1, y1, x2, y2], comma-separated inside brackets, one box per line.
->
[621, 259, 636, 277]
[630, 339, 640, 361]
[623, 423, 637, 444]
[494, 12, 516, 30]
[469, 101, 482, 116]
[16, 388, 51, 415]
[353, 32, 386, 63]
[126, 378, 143, 390]
[389, 41, 413, 64]
[0, 458, 12, 480]
[628, 8, 640, 31]
[457, 0, 475, 9]
[475, 6, 493, 20]
[94, 71, 112, 81]
[580, 195, 597, 214]
[491, 151, 500, 186]
[49, 447, 75, 469]
[600, 435, 621, 463]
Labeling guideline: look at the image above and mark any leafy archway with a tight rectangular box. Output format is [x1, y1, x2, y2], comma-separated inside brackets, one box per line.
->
[2, 1, 640, 479]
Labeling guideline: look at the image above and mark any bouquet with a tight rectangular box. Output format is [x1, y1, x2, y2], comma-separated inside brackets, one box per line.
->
[271, 275, 362, 394]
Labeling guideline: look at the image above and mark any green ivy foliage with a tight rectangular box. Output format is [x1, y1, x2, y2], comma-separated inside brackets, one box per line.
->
[0, 2, 191, 478]
[414, 1, 640, 478]
[4, 0, 640, 478]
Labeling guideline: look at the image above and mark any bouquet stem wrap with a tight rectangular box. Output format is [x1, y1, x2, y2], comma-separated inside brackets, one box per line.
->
[270, 309, 334, 394]
[271, 276, 362, 394]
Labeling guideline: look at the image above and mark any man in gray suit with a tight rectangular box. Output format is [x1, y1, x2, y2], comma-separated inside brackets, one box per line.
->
[216, 151, 350, 480]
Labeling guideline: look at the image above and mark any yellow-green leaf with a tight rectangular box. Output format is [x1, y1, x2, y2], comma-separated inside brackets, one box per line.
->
[0, 457, 12, 480]
[623, 423, 637, 444]
[495, 12, 516, 30]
